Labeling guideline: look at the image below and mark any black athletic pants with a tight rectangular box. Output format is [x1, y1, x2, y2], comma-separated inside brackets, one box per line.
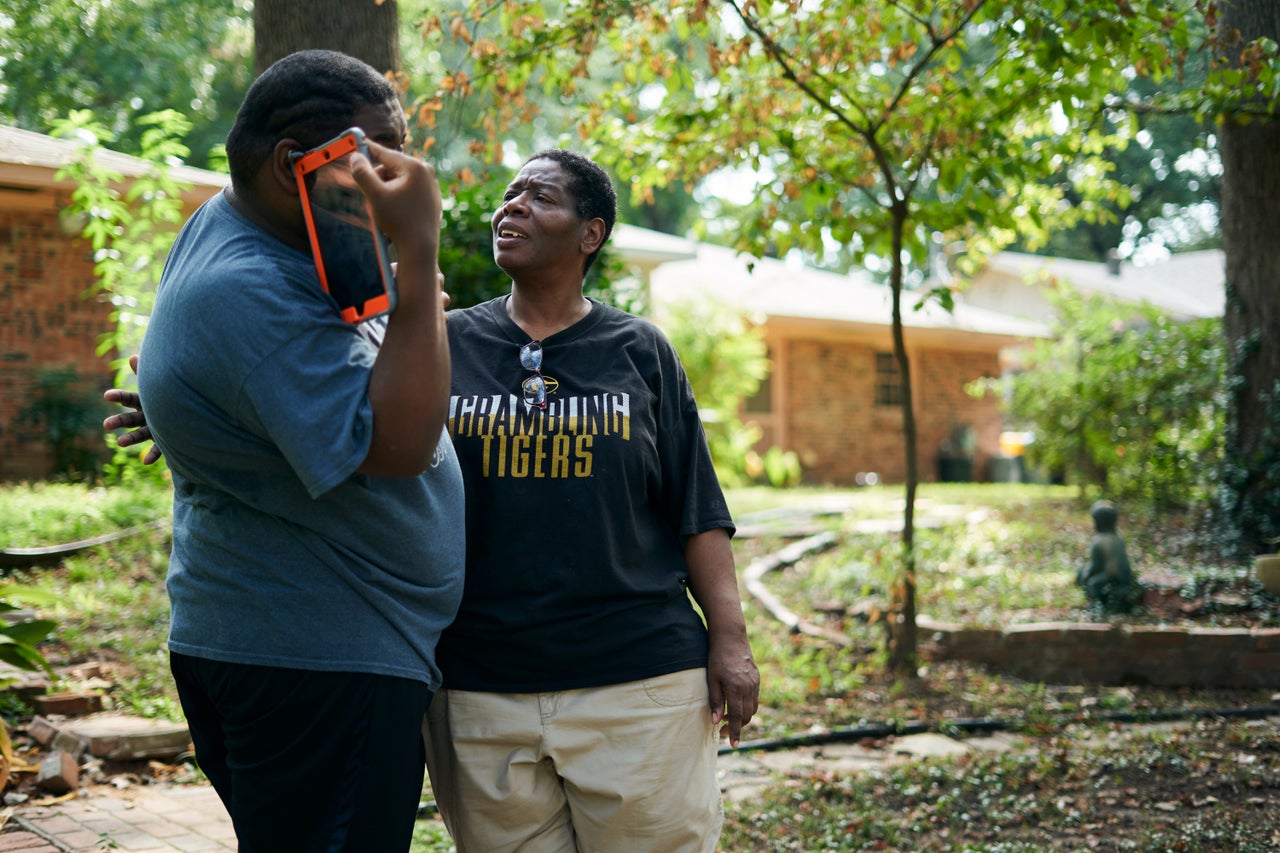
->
[170, 652, 432, 853]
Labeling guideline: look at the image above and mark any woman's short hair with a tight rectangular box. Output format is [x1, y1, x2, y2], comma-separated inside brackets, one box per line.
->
[524, 149, 617, 273]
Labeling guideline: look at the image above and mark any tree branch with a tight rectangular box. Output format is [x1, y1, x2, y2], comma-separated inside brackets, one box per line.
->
[722, 0, 873, 138]
[873, 0, 989, 134]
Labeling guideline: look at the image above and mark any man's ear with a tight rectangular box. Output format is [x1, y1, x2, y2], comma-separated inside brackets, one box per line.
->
[580, 218, 607, 257]
[272, 139, 304, 195]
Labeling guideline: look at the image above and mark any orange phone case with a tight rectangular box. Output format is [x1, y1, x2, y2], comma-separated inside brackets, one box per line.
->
[294, 128, 397, 323]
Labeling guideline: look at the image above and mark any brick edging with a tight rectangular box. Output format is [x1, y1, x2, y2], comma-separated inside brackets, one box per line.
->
[919, 616, 1280, 688]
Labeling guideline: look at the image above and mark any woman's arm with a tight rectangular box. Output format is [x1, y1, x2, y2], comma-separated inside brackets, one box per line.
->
[684, 527, 760, 748]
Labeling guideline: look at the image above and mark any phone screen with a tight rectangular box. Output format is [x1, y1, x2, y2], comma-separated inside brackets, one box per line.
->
[294, 128, 397, 323]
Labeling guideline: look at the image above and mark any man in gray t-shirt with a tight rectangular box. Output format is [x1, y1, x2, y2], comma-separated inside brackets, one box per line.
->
[124, 50, 461, 852]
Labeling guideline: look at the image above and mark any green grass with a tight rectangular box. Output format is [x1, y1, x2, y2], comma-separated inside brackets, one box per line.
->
[42, 524, 182, 720]
[410, 815, 454, 852]
[2, 478, 179, 720]
[725, 481, 1273, 740]
[720, 721, 1280, 851]
[0, 480, 170, 548]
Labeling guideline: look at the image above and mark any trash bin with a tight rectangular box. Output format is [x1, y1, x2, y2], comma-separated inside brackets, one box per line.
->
[987, 454, 1023, 483]
[937, 456, 973, 483]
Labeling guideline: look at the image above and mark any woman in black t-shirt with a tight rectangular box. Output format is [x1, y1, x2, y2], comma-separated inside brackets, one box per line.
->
[428, 149, 760, 853]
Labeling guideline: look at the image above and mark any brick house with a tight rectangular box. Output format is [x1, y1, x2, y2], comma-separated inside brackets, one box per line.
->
[2, 122, 1047, 487]
[635, 233, 1049, 485]
[0, 125, 226, 480]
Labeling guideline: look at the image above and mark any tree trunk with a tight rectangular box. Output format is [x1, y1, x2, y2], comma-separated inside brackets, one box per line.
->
[254, 0, 400, 75]
[887, 204, 918, 678]
[1218, 0, 1280, 557]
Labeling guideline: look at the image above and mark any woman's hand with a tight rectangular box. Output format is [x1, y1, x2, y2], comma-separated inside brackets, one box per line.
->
[103, 355, 162, 465]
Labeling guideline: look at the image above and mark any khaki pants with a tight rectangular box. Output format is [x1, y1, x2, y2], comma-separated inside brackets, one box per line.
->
[424, 668, 723, 853]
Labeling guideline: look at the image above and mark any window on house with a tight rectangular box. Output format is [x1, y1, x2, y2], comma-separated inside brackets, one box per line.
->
[743, 372, 773, 414]
[875, 352, 902, 406]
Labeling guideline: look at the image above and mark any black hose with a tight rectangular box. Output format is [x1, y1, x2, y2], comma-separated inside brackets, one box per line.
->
[719, 705, 1280, 755]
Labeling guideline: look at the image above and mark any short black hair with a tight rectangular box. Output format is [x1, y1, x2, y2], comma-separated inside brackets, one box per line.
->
[524, 149, 617, 273]
[226, 50, 399, 187]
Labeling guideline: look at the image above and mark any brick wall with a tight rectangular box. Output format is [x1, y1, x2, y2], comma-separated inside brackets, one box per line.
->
[771, 335, 1005, 485]
[915, 348, 1004, 481]
[921, 616, 1280, 688]
[0, 205, 116, 480]
[782, 338, 877, 482]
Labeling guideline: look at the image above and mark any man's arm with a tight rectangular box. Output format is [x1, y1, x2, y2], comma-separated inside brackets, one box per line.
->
[349, 142, 449, 477]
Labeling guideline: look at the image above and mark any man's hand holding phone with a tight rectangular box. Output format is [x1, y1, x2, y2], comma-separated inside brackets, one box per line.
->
[349, 139, 452, 477]
[347, 140, 444, 320]
[348, 141, 442, 262]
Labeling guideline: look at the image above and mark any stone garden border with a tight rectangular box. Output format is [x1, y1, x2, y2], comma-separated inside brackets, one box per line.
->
[919, 615, 1280, 689]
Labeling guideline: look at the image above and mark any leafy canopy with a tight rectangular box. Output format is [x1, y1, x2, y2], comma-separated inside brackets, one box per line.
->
[423, 0, 1220, 285]
[0, 0, 253, 167]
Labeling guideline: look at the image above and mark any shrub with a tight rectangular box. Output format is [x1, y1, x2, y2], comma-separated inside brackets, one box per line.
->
[14, 366, 109, 481]
[983, 284, 1223, 510]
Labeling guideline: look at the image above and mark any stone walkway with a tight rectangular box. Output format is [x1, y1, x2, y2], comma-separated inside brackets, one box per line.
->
[0, 729, 1036, 851]
[717, 728, 1033, 803]
[3, 784, 234, 852]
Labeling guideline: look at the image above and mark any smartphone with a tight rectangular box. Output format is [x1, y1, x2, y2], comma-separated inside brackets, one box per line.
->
[294, 127, 397, 323]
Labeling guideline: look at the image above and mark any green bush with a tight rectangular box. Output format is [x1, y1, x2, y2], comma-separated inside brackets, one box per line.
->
[0, 595, 57, 678]
[14, 366, 109, 481]
[983, 285, 1223, 510]
[657, 298, 800, 486]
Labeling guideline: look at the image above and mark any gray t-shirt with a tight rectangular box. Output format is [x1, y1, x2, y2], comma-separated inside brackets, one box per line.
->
[139, 191, 464, 688]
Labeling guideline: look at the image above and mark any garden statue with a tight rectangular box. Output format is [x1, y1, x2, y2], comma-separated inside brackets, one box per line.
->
[1076, 500, 1142, 615]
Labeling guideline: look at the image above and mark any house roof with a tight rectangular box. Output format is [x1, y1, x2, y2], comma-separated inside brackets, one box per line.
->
[0, 124, 228, 202]
[984, 250, 1224, 320]
[612, 223, 698, 265]
[646, 239, 1050, 345]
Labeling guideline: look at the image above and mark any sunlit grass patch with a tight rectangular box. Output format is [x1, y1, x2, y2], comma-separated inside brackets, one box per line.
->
[0, 480, 170, 548]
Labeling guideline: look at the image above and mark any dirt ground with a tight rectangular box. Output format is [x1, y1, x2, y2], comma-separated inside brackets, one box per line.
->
[721, 694, 1280, 852]
[729, 520, 1280, 851]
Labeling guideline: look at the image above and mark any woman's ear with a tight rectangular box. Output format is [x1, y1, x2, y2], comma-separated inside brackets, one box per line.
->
[580, 218, 607, 256]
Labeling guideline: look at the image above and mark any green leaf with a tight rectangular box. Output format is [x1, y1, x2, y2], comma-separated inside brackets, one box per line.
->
[0, 620, 58, 646]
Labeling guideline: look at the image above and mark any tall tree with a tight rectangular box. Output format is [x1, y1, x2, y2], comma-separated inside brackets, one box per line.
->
[1016, 81, 1222, 263]
[0, 0, 252, 166]
[1217, 0, 1280, 556]
[426, 0, 1278, 676]
[254, 0, 400, 74]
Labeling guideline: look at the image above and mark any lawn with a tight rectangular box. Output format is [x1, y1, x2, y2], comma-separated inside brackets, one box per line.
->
[3, 478, 1277, 851]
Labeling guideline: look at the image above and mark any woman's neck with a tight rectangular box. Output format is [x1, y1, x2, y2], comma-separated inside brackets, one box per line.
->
[506, 282, 591, 341]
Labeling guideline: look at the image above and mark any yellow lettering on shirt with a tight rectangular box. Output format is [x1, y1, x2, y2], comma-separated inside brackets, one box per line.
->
[448, 393, 628, 479]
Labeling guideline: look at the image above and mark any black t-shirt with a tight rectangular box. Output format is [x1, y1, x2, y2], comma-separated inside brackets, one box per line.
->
[438, 296, 734, 691]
